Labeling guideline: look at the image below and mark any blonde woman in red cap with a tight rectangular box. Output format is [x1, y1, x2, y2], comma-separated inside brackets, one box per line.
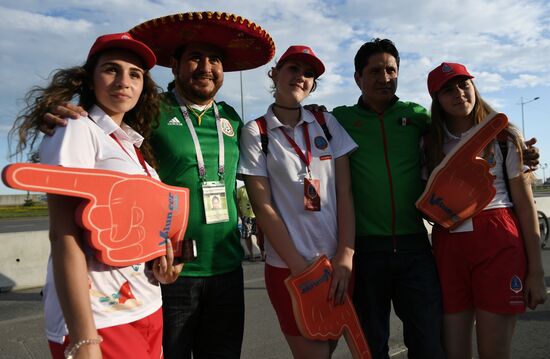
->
[425, 62, 546, 359]
[238, 46, 357, 358]
[11, 33, 182, 359]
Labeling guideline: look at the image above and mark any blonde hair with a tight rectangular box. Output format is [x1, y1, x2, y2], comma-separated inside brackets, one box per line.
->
[427, 81, 525, 178]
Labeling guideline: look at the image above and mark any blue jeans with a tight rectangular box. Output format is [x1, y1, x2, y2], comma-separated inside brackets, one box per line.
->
[353, 249, 445, 359]
[161, 267, 245, 359]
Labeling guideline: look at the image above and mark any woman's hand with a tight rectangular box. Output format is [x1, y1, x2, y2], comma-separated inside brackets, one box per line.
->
[288, 257, 310, 277]
[329, 248, 354, 305]
[152, 239, 184, 284]
[69, 340, 102, 359]
[524, 271, 547, 310]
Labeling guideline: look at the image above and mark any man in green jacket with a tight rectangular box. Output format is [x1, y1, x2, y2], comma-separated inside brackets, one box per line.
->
[332, 38, 445, 359]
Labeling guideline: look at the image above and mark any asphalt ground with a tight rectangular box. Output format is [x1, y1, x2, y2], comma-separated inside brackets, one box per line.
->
[0, 225, 549, 358]
[0, 258, 407, 359]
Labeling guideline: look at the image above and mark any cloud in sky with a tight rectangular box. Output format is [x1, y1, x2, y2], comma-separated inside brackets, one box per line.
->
[1, 0, 550, 193]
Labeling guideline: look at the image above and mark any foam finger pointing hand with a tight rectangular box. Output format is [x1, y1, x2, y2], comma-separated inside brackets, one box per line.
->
[2, 163, 126, 205]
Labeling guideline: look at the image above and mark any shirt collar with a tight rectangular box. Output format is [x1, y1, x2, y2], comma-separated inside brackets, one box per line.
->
[88, 105, 144, 147]
[443, 121, 474, 141]
[264, 104, 312, 130]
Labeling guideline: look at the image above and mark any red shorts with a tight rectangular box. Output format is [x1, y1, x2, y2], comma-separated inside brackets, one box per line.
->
[264, 264, 301, 336]
[433, 208, 526, 314]
[48, 307, 163, 359]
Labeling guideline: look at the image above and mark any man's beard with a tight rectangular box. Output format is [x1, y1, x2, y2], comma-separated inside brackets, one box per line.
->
[176, 76, 222, 104]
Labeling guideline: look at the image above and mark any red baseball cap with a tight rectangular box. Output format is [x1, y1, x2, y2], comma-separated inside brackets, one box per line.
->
[427, 62, 474, 97]
[88, 32, 156, 70]
[277, 45, 325, 77]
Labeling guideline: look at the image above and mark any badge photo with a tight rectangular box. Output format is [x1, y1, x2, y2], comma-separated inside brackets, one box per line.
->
[304, 178, 321, 211]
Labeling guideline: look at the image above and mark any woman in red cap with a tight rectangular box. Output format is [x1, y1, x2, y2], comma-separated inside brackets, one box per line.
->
[425, 62, 546, 359]
[238, 46, 357, 358]
[11, 33, 182, 359]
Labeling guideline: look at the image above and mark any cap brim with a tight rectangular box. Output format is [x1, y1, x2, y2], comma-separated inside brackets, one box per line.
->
[100, 39, 157, 70]
[430, 74, 474, 97]
[129, 12, 275, 71]
[280, 53, 325, 77]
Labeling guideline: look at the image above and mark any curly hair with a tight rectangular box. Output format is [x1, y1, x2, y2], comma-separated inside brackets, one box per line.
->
[426, 80, 524, 176]
[10, 50, 161, 167]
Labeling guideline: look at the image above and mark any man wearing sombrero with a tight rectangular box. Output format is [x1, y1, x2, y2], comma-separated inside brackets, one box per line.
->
[129, 12, 275, 358]
[42, 11, 275, 359]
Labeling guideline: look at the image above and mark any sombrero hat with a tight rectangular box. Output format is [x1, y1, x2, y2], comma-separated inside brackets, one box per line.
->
[128, 11, 275, 71]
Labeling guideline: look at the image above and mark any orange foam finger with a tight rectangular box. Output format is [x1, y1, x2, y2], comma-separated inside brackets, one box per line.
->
[79, 177, 190, 266]
[417, 112, 508, 228]
[444, 113, 508, 167]
[2, 163, 126, 204]
[285, 256, 372, 359]
[2, 163, 190, 267]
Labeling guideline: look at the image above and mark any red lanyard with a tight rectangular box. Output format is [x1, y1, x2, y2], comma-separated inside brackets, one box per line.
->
[109, 133, 151, 177]
[280, 123, 312, 176]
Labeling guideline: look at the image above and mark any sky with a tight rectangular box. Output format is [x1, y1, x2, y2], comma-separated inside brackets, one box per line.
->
[1, 0, 550, 194]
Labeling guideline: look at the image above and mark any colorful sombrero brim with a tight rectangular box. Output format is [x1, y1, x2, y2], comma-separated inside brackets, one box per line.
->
[128, 11, 275, 71]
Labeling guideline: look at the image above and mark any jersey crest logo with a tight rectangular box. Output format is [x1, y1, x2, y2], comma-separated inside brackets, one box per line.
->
[314, 136, 328, 150]
[510, 275, 523, 293]
[221, 118, 235, 137]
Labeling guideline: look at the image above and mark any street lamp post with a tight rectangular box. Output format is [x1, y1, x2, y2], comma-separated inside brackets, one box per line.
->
[520, 96, 540, 138]
[542, 163, 548, 185]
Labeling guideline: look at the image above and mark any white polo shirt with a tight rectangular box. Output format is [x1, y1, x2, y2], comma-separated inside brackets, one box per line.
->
[39, 105, 162, 343]
[442, 124, 522, 210]
[238, 106, 357, 268]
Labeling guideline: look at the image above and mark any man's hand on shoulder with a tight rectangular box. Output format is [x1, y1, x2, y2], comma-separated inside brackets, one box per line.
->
[303, 104, 327, 113]
[523, 137, 540, 171]
[41, 102, 87, 136]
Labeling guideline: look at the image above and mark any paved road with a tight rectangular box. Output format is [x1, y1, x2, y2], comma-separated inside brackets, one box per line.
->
[2, 249, 550, 358]
[0, 258, 407, 359]
[0, 217, 49, 234]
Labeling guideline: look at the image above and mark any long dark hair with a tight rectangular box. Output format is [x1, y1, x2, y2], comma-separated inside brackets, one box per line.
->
[10, 50, 161, 167]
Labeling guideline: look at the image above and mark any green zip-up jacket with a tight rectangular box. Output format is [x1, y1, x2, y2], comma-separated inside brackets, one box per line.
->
[333, 96, 430, 251]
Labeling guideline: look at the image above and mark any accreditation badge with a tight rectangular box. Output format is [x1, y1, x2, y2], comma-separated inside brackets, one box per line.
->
[304, 178, 321, 211]
[202, 181, 229, 224]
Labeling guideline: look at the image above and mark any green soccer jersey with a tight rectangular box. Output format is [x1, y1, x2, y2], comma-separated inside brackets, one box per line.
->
[333, 97, 430, 238]
[152, 92, 243, 276]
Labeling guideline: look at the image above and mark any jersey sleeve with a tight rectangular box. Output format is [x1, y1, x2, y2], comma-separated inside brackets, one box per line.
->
[237, 119, 268, 177]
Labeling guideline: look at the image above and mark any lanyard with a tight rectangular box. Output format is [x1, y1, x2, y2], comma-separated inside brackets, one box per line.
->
[109, 133, 151, 177]
[172, 90, 225, 182]
[280, 123, 312, 178]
